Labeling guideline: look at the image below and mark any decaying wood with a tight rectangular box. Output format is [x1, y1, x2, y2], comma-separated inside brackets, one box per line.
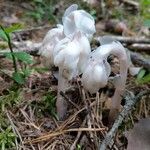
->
[99, 90, 150, 150]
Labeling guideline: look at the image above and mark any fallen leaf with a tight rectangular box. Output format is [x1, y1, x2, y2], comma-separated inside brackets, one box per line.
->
[126, 118, 150, 150]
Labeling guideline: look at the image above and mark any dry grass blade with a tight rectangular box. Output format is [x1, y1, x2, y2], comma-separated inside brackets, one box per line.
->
[24, 127, 106, 144]
[20, 108, 40, 130]
[70, 119, 86, 150]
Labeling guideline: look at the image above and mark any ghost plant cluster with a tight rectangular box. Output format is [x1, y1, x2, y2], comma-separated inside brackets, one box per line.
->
[39, 4, 130, 120]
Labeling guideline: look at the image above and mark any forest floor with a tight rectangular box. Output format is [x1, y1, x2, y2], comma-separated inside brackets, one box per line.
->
[0, 0, 150, 150]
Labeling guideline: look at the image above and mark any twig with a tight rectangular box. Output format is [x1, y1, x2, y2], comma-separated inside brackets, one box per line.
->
[13, 25, 52, 34]
[96, 36, 150, 44]
[99, 90, 150, 150]
[20, 109, 40, 130]
[60, 91, 80, 110]
[122, 0, 139, 8]
[129, 44, 150, 52]
[130, 51, 150, 71]
[24, 127, 106, 144]
[6, 112, 19, 150]
[70, 119, 86, 150]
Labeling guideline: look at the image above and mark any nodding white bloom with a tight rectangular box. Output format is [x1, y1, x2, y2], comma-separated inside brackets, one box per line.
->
[82, 38, 129, 121]
[82, 41, 128, 93]
[39, 24, 64, 66]
[53, 31, 91, 80]
[62, 4, 96, 39]
[39, 4, 95, 120]
[82, 56, 111, 93]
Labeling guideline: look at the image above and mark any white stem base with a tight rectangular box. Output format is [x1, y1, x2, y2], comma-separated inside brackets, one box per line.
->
[56, 70, 70, 120]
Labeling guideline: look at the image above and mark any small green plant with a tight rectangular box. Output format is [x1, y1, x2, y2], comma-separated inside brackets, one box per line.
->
[0, 24, 33, 85]
[0, 126, 16, 150]
[77, 144, 82, 150]
[136, 69, 150, 84]
[140, 0, 150, 27]
[42, 92, 58, 119]
[26, 0, 58, 23]
[0, 90, 22, 112]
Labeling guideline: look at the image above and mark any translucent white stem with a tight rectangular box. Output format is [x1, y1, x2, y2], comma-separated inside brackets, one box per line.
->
[56, 68, 69, 120]
[109, 51, 128, 122]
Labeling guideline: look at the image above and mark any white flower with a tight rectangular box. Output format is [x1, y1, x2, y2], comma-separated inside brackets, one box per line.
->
[82, 40, 128, 93]
[39, 4, 96, 120]
[82, 49, 111, 93]
[53, 31, 91, 80]
[82, 57, 110, 93]
[62, 4, 96, 38]
[39, 24, 64, 66]
[82, 38, 129, 121]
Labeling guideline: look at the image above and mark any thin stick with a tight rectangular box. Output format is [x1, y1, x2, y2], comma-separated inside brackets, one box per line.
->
[60, 91, 80, 110]
[130, 51, 150, 71]
[24, 127, 106, 144]
[96, 36, 150, 44]
[70, 119, 86, 150]
[129, 43, 150, 52]
[99, 90, 150, 150]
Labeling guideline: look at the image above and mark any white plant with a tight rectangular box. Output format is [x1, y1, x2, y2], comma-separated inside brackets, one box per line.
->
[53, 31, 92, 119]
[39, 24, 64, 67]
[39, 4, 95, 120]
[53, 31, 91, 80]
[82, 39, 129, 120]
[40, 4, 138, 122]
[39, 4, 95, 68]
[62, 4, 96, 39]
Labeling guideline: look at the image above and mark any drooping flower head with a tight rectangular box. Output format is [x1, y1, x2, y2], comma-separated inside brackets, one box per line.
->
[62, 4, 96, 39]
[39, 24, 64, 66]
[82, 49, 111, 93]
[82, 40, 128, 93]
[53, 31, 91, 80]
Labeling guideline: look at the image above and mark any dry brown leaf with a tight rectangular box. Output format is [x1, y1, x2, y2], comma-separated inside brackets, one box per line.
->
[126, 118, 150, 150]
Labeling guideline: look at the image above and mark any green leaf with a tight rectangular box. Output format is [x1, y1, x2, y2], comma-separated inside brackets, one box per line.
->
[4, 24, 23, 34]
[26, 12, 42, 21]
[137, 73, 150, 84]
[137, 69, 146, 80]
[1, 52, 33, 64]
[2, 52, 13, 59]
[8, 133, 16, 137]
[13, 52, 33, 64]
[12, 72, 25, 84]
[22, 68, 32, 77]
[1, 142, 5, 150]
[6, 126, 12, 132]
[34, 67, 49, 73]
[34, 0, 43, 3]
[0, 29, 8, 42]
[144, 20, 150, 27]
